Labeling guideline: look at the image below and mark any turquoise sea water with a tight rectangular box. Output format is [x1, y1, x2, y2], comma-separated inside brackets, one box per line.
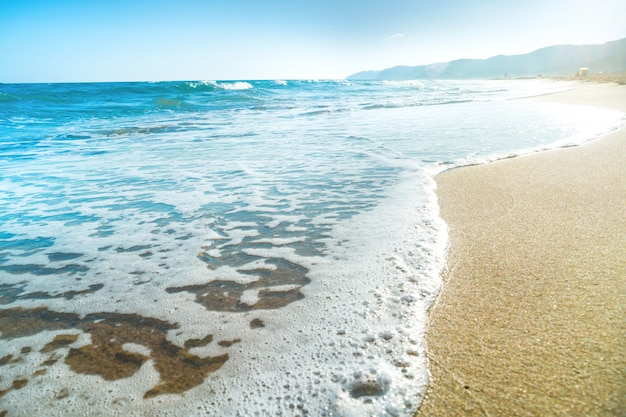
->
[0, 79, 623, 416]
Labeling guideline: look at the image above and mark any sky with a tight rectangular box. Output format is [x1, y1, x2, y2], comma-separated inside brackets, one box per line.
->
[1, 0, 625, 82]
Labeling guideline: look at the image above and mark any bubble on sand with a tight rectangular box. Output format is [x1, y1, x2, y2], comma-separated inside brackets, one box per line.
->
[346, 369, 391, 398]
[379, 330, 394, 341]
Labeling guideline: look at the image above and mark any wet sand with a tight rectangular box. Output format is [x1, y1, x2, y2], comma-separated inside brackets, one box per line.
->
[416, 82, 626, 416]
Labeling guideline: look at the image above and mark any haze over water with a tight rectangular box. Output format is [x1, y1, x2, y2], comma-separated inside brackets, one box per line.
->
[0, 79, 623, 416]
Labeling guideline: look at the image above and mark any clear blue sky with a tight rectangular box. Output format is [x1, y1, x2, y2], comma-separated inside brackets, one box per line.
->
[1, 0, 625, 82]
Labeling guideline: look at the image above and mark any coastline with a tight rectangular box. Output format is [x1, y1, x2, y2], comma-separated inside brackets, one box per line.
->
[416, 81, 626, 416]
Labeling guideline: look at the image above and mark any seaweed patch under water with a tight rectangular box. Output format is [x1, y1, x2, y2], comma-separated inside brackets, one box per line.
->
[0, 282, 104, 305]
[0, 307, 228, 399]
[167, 257, 310, 312]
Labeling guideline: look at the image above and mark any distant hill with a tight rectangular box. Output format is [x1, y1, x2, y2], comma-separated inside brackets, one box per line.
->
[348, 38, 626, 80]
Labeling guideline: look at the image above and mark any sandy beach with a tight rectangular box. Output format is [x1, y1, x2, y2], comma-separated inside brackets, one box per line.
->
[416, 81, 626, 416]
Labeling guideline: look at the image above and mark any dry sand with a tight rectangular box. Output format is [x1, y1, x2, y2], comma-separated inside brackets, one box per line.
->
[416, 82, 626, 417]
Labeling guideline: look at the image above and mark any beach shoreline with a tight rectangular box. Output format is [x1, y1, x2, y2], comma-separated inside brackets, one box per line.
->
[416, 81, 626, 416]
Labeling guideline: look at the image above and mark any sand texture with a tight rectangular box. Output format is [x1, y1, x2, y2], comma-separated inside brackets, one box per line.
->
[416, 82, 626, 416]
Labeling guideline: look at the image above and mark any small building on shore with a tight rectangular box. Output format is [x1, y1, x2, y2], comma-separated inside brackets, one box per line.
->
[576, 67, 589, 77]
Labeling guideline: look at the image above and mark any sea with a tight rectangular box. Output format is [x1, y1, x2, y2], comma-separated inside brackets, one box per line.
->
[0, 79, 623, 417]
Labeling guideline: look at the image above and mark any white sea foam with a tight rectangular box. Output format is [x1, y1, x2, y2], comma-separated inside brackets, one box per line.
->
[218, 81, 254, 90]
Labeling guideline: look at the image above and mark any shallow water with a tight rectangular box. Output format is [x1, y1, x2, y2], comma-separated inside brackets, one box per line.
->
[0, 79, 623, 416]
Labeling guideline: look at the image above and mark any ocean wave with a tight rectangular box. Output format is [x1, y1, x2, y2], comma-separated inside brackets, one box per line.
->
[361, 98, 473, 111]
[300, 79, 351, 86]
[153, 97, 185, 107]
[150, 80, 256, 94]
[97, 124, 186, 137]
[204, 80, 254, 91]
[382, 80, 425, 87]
[0, 92, 19, 103]
[361, 103, 406, 110]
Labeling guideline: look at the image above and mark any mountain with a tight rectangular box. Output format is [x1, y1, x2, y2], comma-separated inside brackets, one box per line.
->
[348, 38, 626, 80]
